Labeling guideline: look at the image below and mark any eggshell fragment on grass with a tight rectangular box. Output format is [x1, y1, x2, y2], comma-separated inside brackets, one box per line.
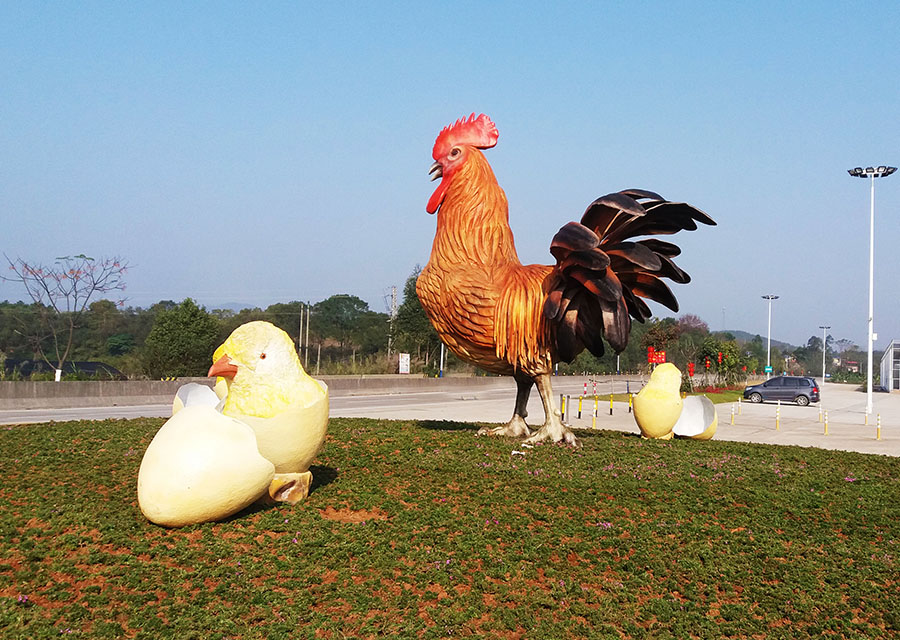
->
[137, 406, 275, 527]
[672, 395, 718, 440]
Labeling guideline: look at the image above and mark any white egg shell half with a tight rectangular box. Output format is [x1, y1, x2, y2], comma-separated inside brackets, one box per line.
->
[672, 395, 718, 440]
[137, 405, 275, 527]
[172, 382, 221, 415]
[232, 381, 329, 474]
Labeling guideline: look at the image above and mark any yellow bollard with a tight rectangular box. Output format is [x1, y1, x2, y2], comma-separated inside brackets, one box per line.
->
[775, 400, 780, 431]
[730, 404, 735, 425]
[592, 399, 597, 429]
[818, 405, 822, 423]
[628, 393, 633, 414]
[865, 412, 868, 426]
[877, 414, 881, 441]
[824, 411, 829, 435]
[577, 396, 583, 419]
[738, 396, 742, 415]
[609, 393, 614, 416]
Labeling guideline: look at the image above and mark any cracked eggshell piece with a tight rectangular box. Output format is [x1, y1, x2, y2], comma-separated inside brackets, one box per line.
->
[137, 405, 275, 527]
[672, 395, 718, 440]
[231, 380, 329, 474]
[172, 383, 221, 415]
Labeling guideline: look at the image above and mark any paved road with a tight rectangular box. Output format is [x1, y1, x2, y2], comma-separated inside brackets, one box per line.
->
[2, 381, 898, 457]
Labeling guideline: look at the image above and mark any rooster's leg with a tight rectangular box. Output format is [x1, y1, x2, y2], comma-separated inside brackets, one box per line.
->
[523, 372, 581, 447]
[477, 373, 533, 438]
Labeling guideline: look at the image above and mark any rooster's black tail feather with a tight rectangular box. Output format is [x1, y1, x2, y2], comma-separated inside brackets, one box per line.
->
[544, 191, 715, 363]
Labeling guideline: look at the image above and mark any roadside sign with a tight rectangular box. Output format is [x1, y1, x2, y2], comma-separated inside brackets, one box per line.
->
[399, 353, 410, 374]
[764, 366, 773, 373]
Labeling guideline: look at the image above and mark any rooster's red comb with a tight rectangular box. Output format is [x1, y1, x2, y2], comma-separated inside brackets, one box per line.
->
[432, 113, 499, 160]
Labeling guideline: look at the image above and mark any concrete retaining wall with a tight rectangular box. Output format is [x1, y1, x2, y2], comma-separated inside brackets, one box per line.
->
[0, 375, 521, 409]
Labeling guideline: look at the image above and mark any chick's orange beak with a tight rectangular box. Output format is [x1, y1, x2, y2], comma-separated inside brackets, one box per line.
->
[208, 354, 239, 379]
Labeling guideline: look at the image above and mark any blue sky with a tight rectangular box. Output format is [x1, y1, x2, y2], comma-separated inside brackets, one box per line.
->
[2, 2, 898, 349]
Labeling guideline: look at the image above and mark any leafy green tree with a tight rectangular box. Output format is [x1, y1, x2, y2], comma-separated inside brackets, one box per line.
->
[265, 302, 305, 344]
[746, 335, 767, 369]
[106, 333, 136, 356]
[217, 307, 267, 342]
[0, 301, 39, 359]
[141, 299, 221, 377]
[395, 267, 442, 370]
[352, 310, 390, 356]
[313, 294, 370, 355]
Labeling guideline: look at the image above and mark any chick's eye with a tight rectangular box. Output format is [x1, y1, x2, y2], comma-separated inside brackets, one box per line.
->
[259, 353, 266, 360]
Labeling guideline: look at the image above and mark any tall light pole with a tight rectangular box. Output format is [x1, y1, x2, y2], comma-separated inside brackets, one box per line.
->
[848, 166, 896, 417]
[762, 295, 779, 379]
[819, 325, 830, 383]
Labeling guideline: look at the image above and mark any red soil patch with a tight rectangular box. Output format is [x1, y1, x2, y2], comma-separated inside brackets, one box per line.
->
[318, 506, 389, 523]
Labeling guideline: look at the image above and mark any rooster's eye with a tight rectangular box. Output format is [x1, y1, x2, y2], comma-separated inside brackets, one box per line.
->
[259, 353, 266, 360]
[450, 147, 461, 158]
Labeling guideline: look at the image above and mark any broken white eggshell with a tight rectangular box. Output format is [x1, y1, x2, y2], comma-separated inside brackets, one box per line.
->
[172, 382, 222, 415]
[137, 405, 275, 527]
[672, 395, 718, 440]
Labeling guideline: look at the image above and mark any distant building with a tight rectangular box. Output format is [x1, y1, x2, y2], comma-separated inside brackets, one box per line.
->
[880, 341, 900, 392]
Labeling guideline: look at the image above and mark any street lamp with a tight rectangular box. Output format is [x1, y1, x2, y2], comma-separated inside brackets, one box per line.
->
[819, 325, 830, 383]
[762, 295, 779, 379]
[848, 165, 896, 417]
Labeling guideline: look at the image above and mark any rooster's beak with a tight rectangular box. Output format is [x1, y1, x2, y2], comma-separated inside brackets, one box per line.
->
[208, 354, 239, 379]
[429, 161, 442, 181]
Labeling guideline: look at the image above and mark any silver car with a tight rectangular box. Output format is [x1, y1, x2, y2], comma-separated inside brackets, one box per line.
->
[743, 376, 820, 406]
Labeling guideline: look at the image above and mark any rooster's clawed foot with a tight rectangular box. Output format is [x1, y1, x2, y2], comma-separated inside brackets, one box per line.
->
[477, 415, 532, 439]
[522, 423, 582, 448]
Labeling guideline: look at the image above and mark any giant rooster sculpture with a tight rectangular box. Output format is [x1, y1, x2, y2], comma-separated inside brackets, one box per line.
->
[416, 114, 715, 446]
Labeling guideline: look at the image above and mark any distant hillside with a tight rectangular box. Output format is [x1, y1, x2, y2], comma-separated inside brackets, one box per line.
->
[717, 329, 796, 351]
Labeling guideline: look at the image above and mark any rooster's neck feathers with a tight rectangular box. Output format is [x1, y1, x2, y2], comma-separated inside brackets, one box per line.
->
[431, 150, 521, 268]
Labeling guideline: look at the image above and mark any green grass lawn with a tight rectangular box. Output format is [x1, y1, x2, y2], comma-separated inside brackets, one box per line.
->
[2, 416, 899, 639]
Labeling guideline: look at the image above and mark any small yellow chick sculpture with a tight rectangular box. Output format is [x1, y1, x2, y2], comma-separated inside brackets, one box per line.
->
[633, 362, 718, 440]
[633, 363, 684, 439]
[137, 321, 328, 527]
[209, 321, 329, 504]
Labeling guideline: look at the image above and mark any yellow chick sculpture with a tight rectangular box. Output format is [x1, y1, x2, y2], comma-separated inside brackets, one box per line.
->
[633, 362, 683, 439]
[208, 321, 329, 505]
[138, 321, 328, 527]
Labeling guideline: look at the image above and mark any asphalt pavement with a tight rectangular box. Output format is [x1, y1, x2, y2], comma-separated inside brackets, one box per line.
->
[2, 380, 897, 457]
[330, 380, 900, 458]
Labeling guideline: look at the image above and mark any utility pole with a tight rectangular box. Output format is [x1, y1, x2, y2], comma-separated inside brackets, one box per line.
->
[387, 285, 397, 357]
[298, 305, 304, 355]
[305, 302, 311, 369]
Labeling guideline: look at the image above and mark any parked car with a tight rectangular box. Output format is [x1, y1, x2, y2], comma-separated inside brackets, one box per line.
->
[743, 376, 820, 406]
